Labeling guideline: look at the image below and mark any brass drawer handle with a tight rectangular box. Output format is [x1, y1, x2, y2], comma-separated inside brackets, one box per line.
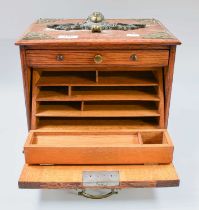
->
[56, 55, 64, 61]
[94, 54, 103, 64]
[78, 189, 118, 199]
[130, 54, 138, 61]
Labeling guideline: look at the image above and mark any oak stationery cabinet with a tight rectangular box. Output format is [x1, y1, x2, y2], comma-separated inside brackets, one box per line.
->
[16, 12, 181, 198]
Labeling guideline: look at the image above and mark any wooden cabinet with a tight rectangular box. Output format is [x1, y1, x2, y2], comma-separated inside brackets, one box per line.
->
[16, 15, 181, 196]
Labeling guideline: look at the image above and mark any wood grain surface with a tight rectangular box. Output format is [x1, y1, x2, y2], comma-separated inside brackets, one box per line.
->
[15, 19, 181, 47]
[19, 163, 179, 189]
[24, 129, 173, 165]
[17, 18, 181, 189]
[26, 50, 169, 67]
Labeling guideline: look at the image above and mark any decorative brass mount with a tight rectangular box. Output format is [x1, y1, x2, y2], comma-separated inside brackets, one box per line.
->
[47, 12, 146, 33]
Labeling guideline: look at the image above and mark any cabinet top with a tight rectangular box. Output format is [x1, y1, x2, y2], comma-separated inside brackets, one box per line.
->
[16, 17, 181, 47]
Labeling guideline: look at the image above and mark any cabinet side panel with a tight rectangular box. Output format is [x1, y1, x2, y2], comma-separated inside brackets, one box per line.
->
[164, 46, 176, 127]
[20, 46, 31, 130]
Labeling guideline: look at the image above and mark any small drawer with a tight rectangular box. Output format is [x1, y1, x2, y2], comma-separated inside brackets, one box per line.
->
[26, 50, 169, 67]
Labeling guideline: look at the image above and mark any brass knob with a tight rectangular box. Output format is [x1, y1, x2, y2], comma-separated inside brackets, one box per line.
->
[56, 55, 64, 61]
[89, 11, 104, 23]
[130, 54, 138, 61]
[94, 54, 103, 64]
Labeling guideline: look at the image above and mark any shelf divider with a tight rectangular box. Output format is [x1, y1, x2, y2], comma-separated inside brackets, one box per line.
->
[68, 86, 72, 96]
[96, 70, 99, 83]
[81, 101, 84, 111]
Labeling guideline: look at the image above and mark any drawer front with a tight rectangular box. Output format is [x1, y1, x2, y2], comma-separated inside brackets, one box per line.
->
[26, 50, 169, 67]
[24, 130, 173, 165]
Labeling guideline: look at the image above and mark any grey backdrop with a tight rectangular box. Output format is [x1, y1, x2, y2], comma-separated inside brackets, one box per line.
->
[0, 0, 198, 209]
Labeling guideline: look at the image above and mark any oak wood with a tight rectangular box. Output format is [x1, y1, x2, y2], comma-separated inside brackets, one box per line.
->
[31, 70, 40, 129]
[36, 102, 160, 117]
[22, 45, 171, 50]
[17, 18, 180, 189]
[164, 46, 176, 127]
[37, 118, 159, 130]
[15, 19, 181, 47]
[37, 88, 160, 102]
[26, 50, 169, 67]
[20, 47, 31, 129]
[153, 70, 165, 128]
[37, 71, 159, 87]
[18, 163, 179, 189]
[24, 129, 173, 164]
[36, 66, 163, 71]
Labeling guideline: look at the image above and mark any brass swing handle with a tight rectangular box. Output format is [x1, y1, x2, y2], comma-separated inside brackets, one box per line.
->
[78, 189, 118, 199]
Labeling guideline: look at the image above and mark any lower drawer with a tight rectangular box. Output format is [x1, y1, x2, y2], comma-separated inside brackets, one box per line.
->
[24, 129, 173, 164]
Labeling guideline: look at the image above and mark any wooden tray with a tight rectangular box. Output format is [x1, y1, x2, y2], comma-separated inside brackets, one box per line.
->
[24, 129, 173, 164]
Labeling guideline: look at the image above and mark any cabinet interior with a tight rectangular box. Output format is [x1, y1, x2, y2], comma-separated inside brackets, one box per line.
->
[31, 68, 165, 130]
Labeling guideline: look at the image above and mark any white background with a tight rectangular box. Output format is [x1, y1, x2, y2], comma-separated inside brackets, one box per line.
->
[0, 0, 198, 209]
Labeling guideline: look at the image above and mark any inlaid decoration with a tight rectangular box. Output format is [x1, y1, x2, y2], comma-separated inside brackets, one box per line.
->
[22, 32, 54, 40]
[47, 12, 146, 33]
[141, 32, 174, 39]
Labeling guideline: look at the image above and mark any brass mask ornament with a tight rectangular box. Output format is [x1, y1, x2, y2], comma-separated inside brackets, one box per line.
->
[47, 12, 146, 33]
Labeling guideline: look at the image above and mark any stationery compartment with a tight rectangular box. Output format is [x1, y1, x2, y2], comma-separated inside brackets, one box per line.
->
[36, 101, 159, 117]
[37, 117, 160, 130]
[37, 70, 159, 86]
[37, 86, 159, 101]
[37, 71, 97, 86]
[31, 69, 164, 129]
[71, 86, 159, 101]
[98, 71, 158, 86]
[24, 129, 173, 165]
[141, 131, 167, 144]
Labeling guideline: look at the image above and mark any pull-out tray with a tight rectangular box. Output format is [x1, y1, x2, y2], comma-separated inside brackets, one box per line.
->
[20, 129, 179, 188]
[24, 129, 173, 165]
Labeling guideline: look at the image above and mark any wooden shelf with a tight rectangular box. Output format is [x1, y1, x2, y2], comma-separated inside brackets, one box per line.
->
[98, 71, 158, 86]
[37, 71, 96, 86]
[37, 117, 159, 131]
[36, 102, 159, 117]
[32, 70, 162, 129]
[37, 87, 159, 101]
[37, 71, 158, 87]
